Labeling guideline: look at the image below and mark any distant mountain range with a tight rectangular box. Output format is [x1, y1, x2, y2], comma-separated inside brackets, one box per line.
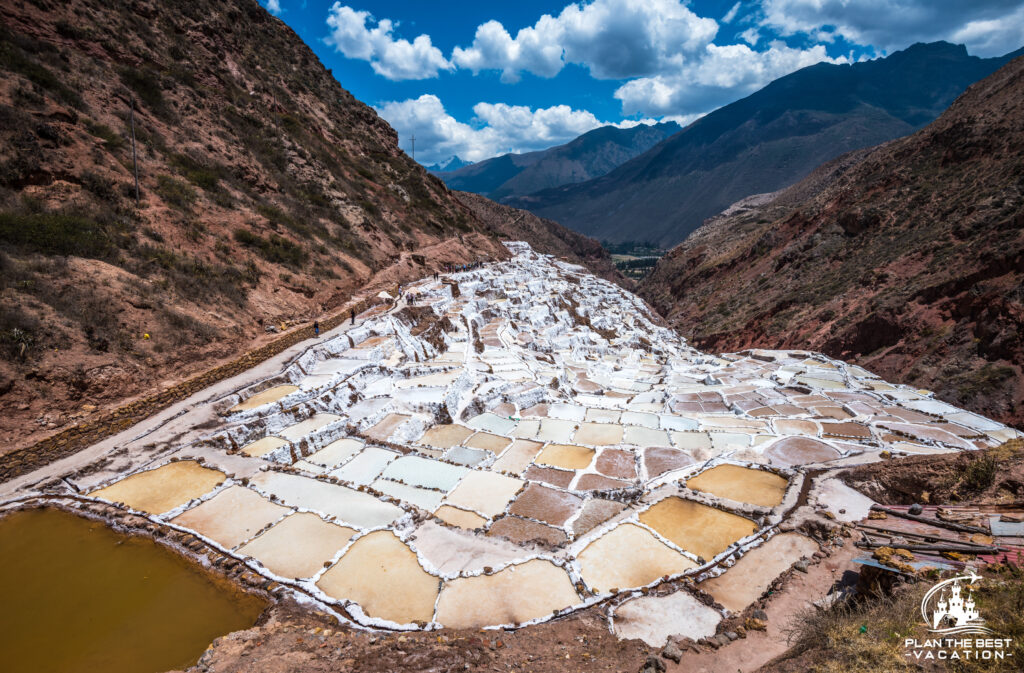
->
[434, 121, 680, 201]
[505, 41, 1024, 246]
[425, 156, 472, 172]
[639, 54, 1024, 427]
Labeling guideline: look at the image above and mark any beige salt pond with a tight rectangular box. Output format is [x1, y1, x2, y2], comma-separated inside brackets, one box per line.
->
[701, 532, 818, 612]
[240, 436, 288, 457]
[418, 423, 474, 448]
[171, 486, 288, 549]
[535, 443, 594, 470]
[317, 531, 439, 625]
[685, 464, 789, 508]
[435, 505, 488, 530]
[578, 523, 696, 592]
[240, 512, 356, 579]
[229, 384, 299, 412]
[639, 497, 758, 561]
[435, 559, 579, 628]
[574, 422, 624, 445]
[89, 461, 225, 515]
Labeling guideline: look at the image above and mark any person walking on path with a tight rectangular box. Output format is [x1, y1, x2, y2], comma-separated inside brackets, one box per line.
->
[313, 320, 320, 338]
[350, 309, 355, 325]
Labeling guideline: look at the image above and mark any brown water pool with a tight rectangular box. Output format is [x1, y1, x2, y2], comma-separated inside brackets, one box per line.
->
[0, 507, 266, 673]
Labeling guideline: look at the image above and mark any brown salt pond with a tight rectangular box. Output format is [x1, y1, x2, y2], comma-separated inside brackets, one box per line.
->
[0, 508, 266, 673]
[685, 464, 789, 507]
[639, 497, 758, 561]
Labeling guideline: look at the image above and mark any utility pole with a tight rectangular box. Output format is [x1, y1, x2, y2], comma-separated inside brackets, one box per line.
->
[130, 97, 139, 207]
[411, 134, 415, 161]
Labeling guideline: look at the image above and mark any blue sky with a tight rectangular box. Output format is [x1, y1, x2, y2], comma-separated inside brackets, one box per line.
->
[262, 0, 1024, 165]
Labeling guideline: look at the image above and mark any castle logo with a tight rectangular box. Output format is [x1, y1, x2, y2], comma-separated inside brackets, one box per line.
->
[921, 570, 993, 636]
[903, 571, 1014, 662]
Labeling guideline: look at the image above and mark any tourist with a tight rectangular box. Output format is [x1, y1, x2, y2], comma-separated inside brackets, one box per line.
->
[313, 320, 320, 338]
[350, 309, 355, 325]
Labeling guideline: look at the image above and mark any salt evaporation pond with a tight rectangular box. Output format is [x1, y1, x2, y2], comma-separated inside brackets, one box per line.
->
[0, 508, 266, 673]
[14, 241, 1022, 635]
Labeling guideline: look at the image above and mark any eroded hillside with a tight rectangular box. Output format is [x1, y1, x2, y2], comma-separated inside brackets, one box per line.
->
[641, 56, 1024, 428]
[0, 0, 516, 453]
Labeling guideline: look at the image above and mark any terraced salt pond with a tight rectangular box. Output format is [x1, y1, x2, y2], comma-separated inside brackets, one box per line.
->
[9, 242, 1022, 635]
[0, 508, 265, 673]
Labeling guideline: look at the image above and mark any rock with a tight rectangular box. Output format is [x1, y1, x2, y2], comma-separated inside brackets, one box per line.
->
[661, 641, 683, 663]
[909, 503, 923, 515]
[640, 654, 666, 673]
[793, 560, 809, 573]
[745, 617, 768, 631]
[724, 631, 739, 641]
[752, 609, 768, 621]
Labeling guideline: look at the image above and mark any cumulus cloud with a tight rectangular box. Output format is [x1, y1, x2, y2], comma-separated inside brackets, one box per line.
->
[374, 95, 640, 164]
[760, 0, 1024, 57]
[324, 4, 452, 80]
[265, 0, 282, 15]
[615, 41, 846, 116]
[452, 0, 719, 81]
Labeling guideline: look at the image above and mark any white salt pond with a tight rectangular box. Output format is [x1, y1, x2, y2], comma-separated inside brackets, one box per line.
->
[54, 242, 1020, 632]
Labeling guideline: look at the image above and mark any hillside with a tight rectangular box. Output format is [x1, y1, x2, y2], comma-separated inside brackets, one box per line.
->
[0, 0, 599, 454]
[436, 121, 679, 200]
[453, 191, 626, 285]
[507, 42, 1023, 246]
[640, 56, 1024, 428]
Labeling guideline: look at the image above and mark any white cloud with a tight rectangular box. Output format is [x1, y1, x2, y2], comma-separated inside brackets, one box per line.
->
[374, 95, 626, 164]
[452, 0, 719, 81]
[265, 0, 282, 16]
[739, 27, 761, 45]
[615, 41, 846, 116]
[722, 2, 741, 23]
[951, 4, 1024, 57]
[324, 4, 452, 80]
[760, 0, 1024, 57]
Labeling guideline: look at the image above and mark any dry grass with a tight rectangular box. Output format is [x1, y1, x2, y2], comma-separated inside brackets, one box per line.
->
[776, 563, 1024, 672]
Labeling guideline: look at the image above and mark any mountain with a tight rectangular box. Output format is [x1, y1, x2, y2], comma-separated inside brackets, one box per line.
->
[453, 191, 626, 286]
[436, 121, 680, 200]
[425, 155, 472, 173]
[639, 55, 1024, 428]
[0, 0, 608, 454]
[507, 42, 1024, 246]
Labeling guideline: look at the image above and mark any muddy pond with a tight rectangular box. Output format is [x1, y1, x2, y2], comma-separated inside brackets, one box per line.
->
[0, 507, 266, 673]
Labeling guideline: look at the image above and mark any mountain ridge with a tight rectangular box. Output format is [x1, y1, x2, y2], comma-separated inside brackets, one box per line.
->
[508, 41, 1024, 246]
[436, 121, 680, 200]
[639, 54, 1024, 428]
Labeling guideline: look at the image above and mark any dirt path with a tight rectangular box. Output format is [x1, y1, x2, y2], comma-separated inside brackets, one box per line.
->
[671, 543, 859, 673]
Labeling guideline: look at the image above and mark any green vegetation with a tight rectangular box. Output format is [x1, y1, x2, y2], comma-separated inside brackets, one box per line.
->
[0, 211, 120, 259]
[0, 28, 85, 110]
[233, 229, 308, 269]
[84, 120, 125, 149]
[957, 364, 1016, 402]
[0, 305, 39, 361]
[169, 153, 226, 192]
[119, 66, 169, 118]
[962, 452, 998, 492]
[155, 175, 197, 210]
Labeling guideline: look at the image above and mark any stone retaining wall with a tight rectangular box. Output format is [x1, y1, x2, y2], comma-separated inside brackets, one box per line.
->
[0, 293, 394, 485]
